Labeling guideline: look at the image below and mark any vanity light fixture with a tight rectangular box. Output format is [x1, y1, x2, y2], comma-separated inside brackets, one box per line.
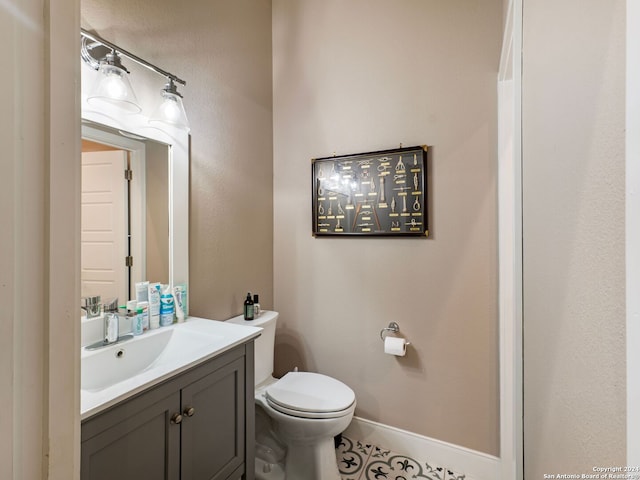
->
[149, 79, 190, 131]
[81, 29, 188, 128]
[86, 50, 141, 113]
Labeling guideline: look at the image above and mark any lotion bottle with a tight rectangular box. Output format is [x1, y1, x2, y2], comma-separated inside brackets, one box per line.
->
[148, 283, 161, 329]
[131, 308, 143, 336]
[138, 301, 150, 331]
[252, 294, 261, 318]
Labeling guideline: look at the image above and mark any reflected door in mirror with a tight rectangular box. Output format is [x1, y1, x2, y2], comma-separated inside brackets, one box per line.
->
[81, 150, 128, 303]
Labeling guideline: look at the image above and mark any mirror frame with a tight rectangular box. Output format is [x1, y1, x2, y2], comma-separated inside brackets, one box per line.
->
[81, 100, 189, 306]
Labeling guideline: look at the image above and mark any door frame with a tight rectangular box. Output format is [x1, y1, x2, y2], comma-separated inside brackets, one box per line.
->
[627, 0, 640, 466]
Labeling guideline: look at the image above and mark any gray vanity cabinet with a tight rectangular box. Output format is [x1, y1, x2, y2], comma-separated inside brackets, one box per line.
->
[81, 388, 181, 479]
[180, 356, 245, 479]
[81, 342, 255, 480]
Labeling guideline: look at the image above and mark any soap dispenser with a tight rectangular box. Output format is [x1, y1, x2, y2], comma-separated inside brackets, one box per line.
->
[243, 293, 254, 320]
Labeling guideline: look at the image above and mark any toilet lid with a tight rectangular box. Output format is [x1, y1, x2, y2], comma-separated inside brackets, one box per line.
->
[265, 372, 355, 416]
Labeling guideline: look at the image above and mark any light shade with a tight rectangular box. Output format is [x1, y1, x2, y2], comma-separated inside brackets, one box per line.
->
[87, 52, 141, 113]
[150, 80, 190, 131]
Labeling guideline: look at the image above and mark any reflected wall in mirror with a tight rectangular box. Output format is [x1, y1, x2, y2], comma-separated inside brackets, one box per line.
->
[81, 123, 170, 302]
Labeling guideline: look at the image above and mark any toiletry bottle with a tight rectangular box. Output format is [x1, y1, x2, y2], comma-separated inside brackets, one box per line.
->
[138, 300, 150, 331]
[175, 284, 188, 318]
[173, 286, 185, 323]
[131, 308, 143, 336]
[160, 285, 175, 327]
[150, 312, 160, 330]
[135, 281, 149, 303]
[148, 282, 161, 329]
[243, 293, 254, 320]
[253, 294, 261, 318]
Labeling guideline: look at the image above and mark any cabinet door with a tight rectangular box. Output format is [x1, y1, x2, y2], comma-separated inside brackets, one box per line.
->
[180, 357, 245, 480]
[81, 390, 181, 480]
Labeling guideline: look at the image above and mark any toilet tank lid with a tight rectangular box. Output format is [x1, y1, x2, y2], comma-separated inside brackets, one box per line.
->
[226, 310, 278, 327]
[266, 372, 355, 413]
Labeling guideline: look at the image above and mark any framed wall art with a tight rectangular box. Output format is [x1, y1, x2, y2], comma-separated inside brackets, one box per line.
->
[312, 145, 429, 237]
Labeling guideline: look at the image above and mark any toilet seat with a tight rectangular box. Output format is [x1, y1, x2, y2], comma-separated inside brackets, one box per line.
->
[265, 372, 355, 419]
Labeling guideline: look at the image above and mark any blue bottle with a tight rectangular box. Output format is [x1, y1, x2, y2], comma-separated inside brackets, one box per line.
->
[160, 290, 175, 327]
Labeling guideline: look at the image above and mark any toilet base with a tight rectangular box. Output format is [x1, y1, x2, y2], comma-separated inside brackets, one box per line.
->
[254, 404, 345, 479]
[283, 436, 342, 480]
[254, 439, 341, 480]
[255, 458, 285, 480]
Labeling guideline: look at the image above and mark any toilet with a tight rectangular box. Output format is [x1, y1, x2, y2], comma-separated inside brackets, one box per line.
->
[227, 311, 356, 480]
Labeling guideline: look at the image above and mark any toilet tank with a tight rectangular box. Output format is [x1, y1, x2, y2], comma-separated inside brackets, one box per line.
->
[226, 310, 278, 386]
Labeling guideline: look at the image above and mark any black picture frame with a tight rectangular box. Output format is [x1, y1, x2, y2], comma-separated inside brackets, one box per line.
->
[312, 145, 429, 237]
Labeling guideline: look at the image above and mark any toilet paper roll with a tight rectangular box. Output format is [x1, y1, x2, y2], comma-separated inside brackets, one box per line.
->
[384, 336, 408, 356]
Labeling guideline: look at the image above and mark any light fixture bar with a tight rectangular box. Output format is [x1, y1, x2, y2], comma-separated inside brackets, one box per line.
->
[81, 28, 186, 86]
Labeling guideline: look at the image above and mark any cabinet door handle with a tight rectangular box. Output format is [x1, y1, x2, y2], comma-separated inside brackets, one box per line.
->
[170, 413, 183, 425]
[183, 406, 195, 417]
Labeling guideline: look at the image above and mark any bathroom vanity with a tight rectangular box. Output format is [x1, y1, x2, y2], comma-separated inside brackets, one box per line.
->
[80, 319, 261, 480]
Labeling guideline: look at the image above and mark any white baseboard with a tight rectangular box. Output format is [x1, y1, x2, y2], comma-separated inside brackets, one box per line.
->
[343, 416, 500, 480]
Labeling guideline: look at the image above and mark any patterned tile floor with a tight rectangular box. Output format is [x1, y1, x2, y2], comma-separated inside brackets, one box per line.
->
[336, 436, 467, 480]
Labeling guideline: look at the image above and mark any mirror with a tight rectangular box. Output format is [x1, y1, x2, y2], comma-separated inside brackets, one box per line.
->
[81, 71, 190, 309]
[81, 123, 170, 302]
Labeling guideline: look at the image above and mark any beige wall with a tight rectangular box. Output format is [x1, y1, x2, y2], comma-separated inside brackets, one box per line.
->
[81, 0, 274, 320]
[273, 0, 502, 455]
[522, 0, 626, 475]
[1, 0, 81, 479]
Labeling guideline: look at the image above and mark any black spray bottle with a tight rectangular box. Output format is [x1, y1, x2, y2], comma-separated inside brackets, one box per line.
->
[243, 293, 254, 320]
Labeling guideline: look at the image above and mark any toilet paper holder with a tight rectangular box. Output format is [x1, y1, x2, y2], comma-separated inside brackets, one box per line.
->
[380, 322, 411, 345]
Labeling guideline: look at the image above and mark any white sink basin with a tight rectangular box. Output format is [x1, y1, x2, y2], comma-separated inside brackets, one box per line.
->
[81, 317, 262, 419]
[82, 327, 221, 391]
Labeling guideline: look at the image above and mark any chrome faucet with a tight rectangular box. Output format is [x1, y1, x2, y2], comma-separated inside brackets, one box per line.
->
[104, 312, 119, 344]
[85, 298, 133, 350]
[82, 295, 101, 318]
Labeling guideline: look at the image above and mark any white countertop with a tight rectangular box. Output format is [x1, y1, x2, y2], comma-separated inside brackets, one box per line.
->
[81, 317, 262, 420]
